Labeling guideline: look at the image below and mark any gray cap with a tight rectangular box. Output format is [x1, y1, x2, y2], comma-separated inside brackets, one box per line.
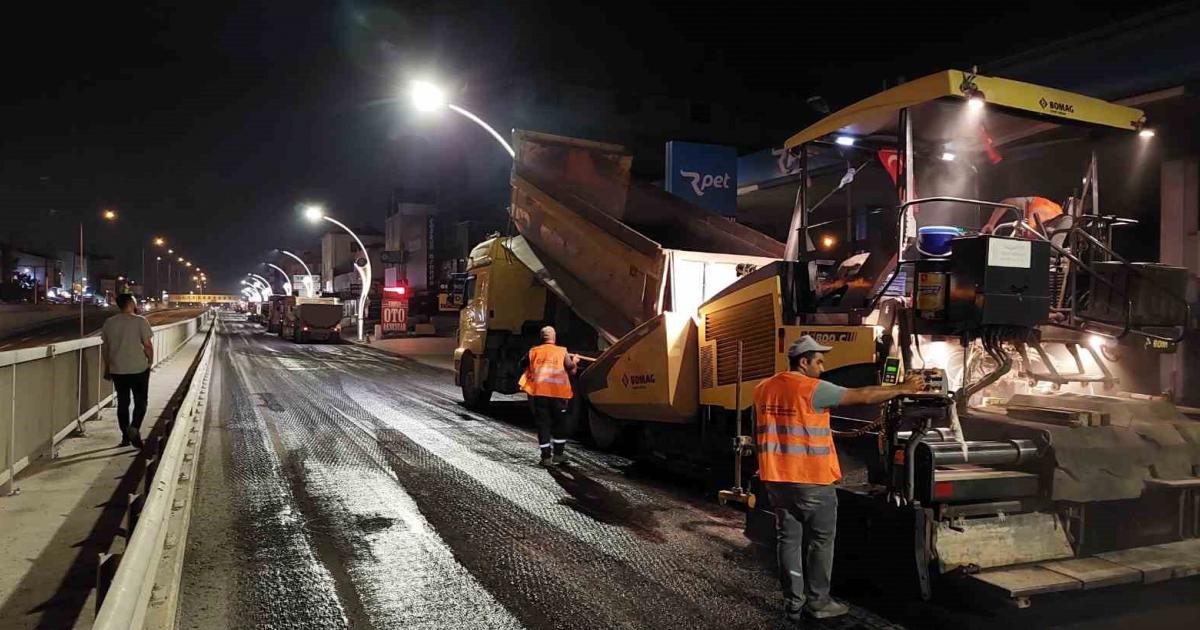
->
[788, 335, 833, 357]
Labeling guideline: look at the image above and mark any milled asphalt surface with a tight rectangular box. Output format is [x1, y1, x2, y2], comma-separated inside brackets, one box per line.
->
[178, 313, 1198, 630]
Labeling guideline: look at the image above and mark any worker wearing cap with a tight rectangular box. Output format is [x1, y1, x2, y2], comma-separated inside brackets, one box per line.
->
[981, 196, 1063, 238]
[755, 335, 924, 621]
[520, 326, 578, 466]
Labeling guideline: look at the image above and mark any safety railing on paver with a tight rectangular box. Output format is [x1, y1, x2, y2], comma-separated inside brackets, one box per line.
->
[0, 310, 214, 493]
[93, 315, 216, 630]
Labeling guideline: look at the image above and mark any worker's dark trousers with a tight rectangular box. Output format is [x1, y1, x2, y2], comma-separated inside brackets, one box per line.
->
[112, 370, 150, 438]
[765, 482, 838, 608]
[529, 395, 569, 457]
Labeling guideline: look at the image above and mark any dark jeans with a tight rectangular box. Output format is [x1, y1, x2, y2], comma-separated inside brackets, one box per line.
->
[112, 370, 150, 437]
[765, 482, 838, 607]
[529, 395, 569, 455]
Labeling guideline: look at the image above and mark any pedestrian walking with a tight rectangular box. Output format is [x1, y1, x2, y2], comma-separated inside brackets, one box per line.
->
[101, 293, 154, 449]
[520, 326, 577, 466]
[754, 335, 924, 621]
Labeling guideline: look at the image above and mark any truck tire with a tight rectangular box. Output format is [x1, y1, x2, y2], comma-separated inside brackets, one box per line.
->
[588, 407, 624, 450]
[460, 354, 492, 410]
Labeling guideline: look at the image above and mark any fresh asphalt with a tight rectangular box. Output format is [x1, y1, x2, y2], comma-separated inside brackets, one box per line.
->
[177, 313, 1198, 630]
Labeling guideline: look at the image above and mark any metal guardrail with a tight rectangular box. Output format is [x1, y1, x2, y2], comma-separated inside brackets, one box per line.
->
[93, 317, 215, 630]
[0, 310, 213, 493]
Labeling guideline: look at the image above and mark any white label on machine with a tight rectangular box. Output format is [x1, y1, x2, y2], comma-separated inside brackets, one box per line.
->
[986, 238, 1032, 268]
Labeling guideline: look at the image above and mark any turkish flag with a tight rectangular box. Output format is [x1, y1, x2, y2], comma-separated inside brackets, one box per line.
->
[878, 149, 900, 184]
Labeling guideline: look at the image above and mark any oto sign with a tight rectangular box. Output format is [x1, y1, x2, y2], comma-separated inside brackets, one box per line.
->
[381, 296, 408, 337]
[665, 141, 737, 217]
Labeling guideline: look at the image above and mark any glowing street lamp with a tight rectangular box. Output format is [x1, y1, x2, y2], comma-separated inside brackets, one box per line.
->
[408, 80, 515, 158]
[304, 204, 370, 340]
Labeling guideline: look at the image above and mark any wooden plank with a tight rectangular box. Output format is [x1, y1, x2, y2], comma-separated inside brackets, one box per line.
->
[970, 566, 1083, 598]
[1145, 477, 1200, 488]
[1038, 557, 1142, 589]
[1156, 539, 1200, 578]
[1097, 544, 1187, 583]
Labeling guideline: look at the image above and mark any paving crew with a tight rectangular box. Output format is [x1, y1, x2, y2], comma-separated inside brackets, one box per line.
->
[754, 335, 924, 621]
[981, 196, 1063, 238]
[520, 326, 578, 467]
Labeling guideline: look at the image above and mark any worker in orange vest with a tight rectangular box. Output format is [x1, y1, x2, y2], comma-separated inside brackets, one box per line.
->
[980, 196, 1064, 238]
[520, 326, 578, 466]
[755, 335, 924, 621]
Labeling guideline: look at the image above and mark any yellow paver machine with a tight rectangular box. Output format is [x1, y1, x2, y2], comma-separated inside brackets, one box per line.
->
[723, 69, 1198, 605]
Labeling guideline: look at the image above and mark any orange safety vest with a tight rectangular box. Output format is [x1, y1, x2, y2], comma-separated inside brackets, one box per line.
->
[753, 372, 841, 485]
[520, 344, 573, 399]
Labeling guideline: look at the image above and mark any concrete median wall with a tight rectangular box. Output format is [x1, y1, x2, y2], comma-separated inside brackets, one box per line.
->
[0, 310, 213, 491]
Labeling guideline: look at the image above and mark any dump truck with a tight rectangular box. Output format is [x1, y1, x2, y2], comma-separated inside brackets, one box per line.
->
[458, 71, 1199, 605]
[454, 131, 784, 433]
[264, 295, 291, 334]
[281, 296, 343, 343]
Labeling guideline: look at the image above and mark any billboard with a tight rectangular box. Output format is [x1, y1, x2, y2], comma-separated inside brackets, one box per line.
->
[665, 141, 737, 217]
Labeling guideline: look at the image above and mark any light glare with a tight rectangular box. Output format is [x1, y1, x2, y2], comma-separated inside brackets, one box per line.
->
[410, 80, 447, 113]
[834, 136, 855, 147]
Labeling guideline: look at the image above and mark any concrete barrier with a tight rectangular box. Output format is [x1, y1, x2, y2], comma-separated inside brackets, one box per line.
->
[0, 310, 213, 492]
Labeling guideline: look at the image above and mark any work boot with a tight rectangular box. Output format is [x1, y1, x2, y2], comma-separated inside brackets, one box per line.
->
[127, 429, 145, 450]
[539, 456, 555, 467]
[805, 598, 849, 619]
[783, 600, 805, 623]
[552, 452, 568, 465]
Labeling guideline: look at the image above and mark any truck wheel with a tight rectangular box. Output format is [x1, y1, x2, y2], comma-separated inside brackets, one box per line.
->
[460, 355, 492, 410]
[588, 407, 624, 450]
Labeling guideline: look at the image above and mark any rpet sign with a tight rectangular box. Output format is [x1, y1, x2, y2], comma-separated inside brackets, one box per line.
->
[665, 141, 737, 217]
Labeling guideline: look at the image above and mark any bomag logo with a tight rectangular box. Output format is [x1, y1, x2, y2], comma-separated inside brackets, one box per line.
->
[1039, 97, 1075, 114]
[799, 330, 858, 344]
[621, 373, 656, 388]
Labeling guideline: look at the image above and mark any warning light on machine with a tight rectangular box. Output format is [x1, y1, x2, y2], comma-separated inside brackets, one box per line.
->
[384, 286, 407, 295]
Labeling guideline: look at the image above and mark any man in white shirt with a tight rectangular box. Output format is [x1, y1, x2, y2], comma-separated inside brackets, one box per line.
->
[101, 294, 154, 448]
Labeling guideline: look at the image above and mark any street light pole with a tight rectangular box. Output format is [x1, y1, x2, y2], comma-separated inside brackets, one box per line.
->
[410, 81, 516, 158]
[279, 249, 315, 297]
[247, 273, 273, 296]
[265, 263, 292, 296]
[304, 206, 370, 341]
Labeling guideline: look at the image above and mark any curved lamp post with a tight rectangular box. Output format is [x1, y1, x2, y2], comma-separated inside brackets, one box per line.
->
[278, 249, 315, 297]
[409, 81, 515, 158]
[264, 263, 292, 296]
[304, 205, 369, 341]
[245, 274, 273, 302]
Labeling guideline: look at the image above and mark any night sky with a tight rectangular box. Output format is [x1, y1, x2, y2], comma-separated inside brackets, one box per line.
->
[0, 1, 1181, 293]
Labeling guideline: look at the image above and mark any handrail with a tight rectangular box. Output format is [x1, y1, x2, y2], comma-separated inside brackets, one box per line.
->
[1058, 225, 1191, 343]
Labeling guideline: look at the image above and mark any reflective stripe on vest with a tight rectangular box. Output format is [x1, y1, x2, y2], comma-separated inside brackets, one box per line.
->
[521, 344, 573, 399]
[753, 372, 842, 484]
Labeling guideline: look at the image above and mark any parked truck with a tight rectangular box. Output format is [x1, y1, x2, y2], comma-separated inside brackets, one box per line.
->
[281, 296, 343, 343]
[459, 72, 1199, 605]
